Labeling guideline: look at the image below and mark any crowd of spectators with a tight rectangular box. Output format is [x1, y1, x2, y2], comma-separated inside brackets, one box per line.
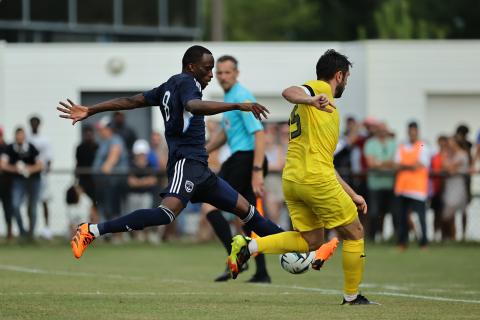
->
[333, 117, 480, 248]
[0, 116, 52, 241]
[1, 112, 479, 247]
[205, 117, 480, 248]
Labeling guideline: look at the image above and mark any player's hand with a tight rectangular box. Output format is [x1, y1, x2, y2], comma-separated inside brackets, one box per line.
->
[308, 94, 336, 113]
[238, 102, 270, 120]
[252, 171, 265, 197]
[57, 99, 89, 125]
[352, 194, 367, 214]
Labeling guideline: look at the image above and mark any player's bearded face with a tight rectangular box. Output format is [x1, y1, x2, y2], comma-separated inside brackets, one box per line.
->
[334, 71, 349, 98]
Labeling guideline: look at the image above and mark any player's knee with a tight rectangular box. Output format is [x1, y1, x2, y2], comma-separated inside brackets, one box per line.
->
[355, 222, 365, 238]
[347, 222, 365, 240]
[160, 197, 184, 216]
[336, 219, 365, 240]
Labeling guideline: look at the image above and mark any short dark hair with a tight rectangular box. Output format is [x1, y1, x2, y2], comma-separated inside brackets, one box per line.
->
[408, 121, 418, 129]
[346, 116, 356, 123]
[29, 115, 41, 124]
[316, 49, 352, 80]
[217, 55, 238, 68]
[182, 45, 212, 69]
[456, 124, 469, 136]
[437, 135, 448, 142]
[15, 127, 24, 134]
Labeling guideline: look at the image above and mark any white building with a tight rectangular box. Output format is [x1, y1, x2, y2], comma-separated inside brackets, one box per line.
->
[0, 41, 479, 238]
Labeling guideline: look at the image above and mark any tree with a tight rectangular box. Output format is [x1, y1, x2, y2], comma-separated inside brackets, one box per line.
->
[202, 0, 480, 41]
[373, 0, 447, 39]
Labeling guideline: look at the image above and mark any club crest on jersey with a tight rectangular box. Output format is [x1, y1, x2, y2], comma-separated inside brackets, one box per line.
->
[185, 180, 194, 193]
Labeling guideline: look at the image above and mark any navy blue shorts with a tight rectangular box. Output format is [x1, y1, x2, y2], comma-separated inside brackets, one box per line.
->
[160, 158, 239, 212]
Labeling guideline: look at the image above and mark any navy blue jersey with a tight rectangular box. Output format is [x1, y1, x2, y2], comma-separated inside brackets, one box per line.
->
[143, 73, 208, 176]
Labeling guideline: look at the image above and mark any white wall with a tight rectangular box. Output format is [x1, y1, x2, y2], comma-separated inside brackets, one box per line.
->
[1, 40, 480, 238]
[340, 42, 368, 121]
[426, 94, 480, 146]
[364, 40, 480, 142]
[2, 41, 371, 163]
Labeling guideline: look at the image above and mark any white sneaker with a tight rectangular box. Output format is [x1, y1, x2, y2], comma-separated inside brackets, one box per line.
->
[147, 232, 161, 245]
[40, 227, 54, 240]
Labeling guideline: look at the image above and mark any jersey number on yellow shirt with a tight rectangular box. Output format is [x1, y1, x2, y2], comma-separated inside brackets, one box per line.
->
[289, 105, 301, 139]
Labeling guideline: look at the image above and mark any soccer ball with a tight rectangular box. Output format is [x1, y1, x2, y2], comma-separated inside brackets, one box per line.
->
[279, 251, 315, 274]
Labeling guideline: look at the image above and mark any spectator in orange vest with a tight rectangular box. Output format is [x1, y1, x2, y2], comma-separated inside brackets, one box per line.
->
[394, 121, 430, 249]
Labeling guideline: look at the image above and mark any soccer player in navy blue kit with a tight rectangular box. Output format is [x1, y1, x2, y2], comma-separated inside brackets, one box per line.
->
[58, 45, 284, 260]
[203, 55, 271, 283]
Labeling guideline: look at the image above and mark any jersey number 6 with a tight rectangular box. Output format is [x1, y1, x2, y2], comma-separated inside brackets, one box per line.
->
[289, 105, 301, 139]
[162, 91, 171, 121]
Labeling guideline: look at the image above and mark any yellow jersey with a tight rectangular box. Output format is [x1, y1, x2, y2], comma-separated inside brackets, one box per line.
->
[282, 80, 340, 184]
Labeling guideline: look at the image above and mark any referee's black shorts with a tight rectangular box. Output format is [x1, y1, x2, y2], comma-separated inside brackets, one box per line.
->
[218, 151, 268, 206]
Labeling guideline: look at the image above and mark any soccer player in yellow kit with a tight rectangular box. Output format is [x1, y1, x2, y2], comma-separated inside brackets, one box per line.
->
[228, 49, 377, 305]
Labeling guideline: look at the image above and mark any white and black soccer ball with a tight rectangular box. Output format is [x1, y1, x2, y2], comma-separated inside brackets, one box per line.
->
[279, 251, 315, 274]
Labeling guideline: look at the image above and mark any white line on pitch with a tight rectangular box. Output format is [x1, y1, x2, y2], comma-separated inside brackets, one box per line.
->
[2, 264, 480, 304]
[372, 291, 480, 304]
[260, 284, 480, 304]
[0, 291, 290, 296]
[0, 264, 145, 281]
[0, 291, 223, 296]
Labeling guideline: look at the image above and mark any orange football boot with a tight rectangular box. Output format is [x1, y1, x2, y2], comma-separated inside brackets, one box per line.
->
[71, 223, 95, 259]
[312, 237, 339, 270]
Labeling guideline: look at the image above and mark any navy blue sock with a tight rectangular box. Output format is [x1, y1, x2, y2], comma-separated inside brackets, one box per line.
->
[97, 206, 175, 235]
[242, 205, 283, 236]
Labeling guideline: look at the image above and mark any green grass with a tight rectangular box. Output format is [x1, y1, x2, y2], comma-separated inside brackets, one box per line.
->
[1, 241, 479, 320]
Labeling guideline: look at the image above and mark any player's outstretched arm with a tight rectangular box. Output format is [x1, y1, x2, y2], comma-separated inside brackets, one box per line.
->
[282, 86, 335, 113]
[57, 94, 150, 125]
[186, 99, 269, 120]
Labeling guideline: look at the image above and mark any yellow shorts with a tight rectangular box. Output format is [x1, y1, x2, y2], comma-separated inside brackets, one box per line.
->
[282, 178, 358, 231]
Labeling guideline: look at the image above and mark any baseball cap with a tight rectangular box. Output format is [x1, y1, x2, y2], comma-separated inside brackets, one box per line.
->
[133, 139, 150, 155]
[96, 116, 112, 129]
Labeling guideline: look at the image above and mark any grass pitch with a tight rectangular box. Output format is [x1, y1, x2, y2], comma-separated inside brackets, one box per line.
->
[1, 241, 479, 320]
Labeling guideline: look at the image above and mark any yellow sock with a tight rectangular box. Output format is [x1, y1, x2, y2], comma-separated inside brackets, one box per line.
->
[255, 231, 309, 254]
[342, 239, 365, 296]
